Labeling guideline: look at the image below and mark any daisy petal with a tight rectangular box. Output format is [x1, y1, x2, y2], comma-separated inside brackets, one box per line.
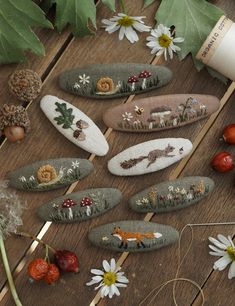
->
[110, 258, 116, 272]
[217, 234, 231, 247]
[112, 284, 120, 296]
[213, 254, 232, 271]
[103, 259, 110, 272]
[91, 269, 104, 275]
[209, 237, 227, 250]
[228, 261, 235, 279]
[117, 275, 129, 283]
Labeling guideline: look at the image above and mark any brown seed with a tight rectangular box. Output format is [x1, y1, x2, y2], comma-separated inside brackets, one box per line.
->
[4, 126, 25, 142]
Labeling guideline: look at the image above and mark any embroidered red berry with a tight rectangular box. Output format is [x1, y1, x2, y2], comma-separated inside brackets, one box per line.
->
[223, 124, 235, 144]
[211, 151, 234, 172]
[28, 258, 49, 281]
[62, 198, 77, 208]
[80, 197, 93, 207]
[44, 263, 60, 284]
[54, 250, 79, 273]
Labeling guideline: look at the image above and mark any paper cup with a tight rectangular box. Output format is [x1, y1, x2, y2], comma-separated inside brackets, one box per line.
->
[196, 15, 235, 80]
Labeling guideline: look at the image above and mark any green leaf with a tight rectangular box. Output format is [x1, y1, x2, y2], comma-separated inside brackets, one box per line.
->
[102, 0, 116, 11]
[143, 0, 156, 8]
[54, 102, 75, 129]
[0, 0, 53, 64]
[47, 0, 97, 36]
[156, 0, 224, 61]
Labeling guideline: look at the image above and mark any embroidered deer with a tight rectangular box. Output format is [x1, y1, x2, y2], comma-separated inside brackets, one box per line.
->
[112, 226, 162, 249]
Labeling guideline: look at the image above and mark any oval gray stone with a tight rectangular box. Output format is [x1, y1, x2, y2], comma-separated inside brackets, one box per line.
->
[59, 63, 172, 99]
[37, 188, 122, 223]
[129, 176, 214, 213]
[8, 158, 93, 191]
[88, 220, 179, 252]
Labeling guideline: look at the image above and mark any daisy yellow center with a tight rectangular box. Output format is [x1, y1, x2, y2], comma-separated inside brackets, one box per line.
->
[158, 34, 172, 48]
[103, 272, 117, 286]
[227, 246, 235, 261]
[118, 16, 134, 27]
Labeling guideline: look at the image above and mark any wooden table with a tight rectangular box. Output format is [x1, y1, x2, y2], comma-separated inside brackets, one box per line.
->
[0, 1, 235, 305]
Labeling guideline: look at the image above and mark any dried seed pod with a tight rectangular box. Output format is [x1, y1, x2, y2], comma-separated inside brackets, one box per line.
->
[8, 69, 42, 102]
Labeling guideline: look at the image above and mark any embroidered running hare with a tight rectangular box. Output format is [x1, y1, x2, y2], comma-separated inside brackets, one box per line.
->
[120, 144, 175, 169]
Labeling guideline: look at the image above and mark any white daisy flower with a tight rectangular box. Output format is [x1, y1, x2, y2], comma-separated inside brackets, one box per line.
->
[102, 13, 150, 44]
[79, 74, 90, 85]
[73, 82, 80, 89]
[86, 258, 129, 298]
[72, 161, 80, 169]
[209, 234, 235, 279]
[122, 112, 133, 121]
[146, 24, 184, 60]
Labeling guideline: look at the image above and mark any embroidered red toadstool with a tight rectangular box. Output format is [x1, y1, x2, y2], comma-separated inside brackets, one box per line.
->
[138, 70, 151, 89]
[62, 198, 77, 220]
[80, 197, 93, 216]
[128, 76, 139, 91]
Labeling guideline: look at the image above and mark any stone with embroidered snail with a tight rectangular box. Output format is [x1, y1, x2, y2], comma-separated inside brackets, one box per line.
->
[7, 158, 94, 191]
[0, 104, 30, 142]
[108, 138, 193, 176]
[129, 176, 215, 213]
[58, 63, 172, 99]
[103, 94, 220, 132]
[88, 220, 179, 253]
[40, 95, 109, 156]
[37, 188, 122, 222]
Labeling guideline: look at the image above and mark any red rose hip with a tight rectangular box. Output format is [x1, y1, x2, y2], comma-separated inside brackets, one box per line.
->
[28, 258, 49, 281]
[54, 250, 79, 273]
[44, 263, 60, 284]
[223, 124, 235, 144]
[211, 151, 234, 172]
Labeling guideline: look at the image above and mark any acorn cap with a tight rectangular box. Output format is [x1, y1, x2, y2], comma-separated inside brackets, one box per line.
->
[8, 69, 42, 102]
[0, 104, 30, 132]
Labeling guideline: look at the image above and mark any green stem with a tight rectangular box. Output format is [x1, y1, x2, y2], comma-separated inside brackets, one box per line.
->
[120, 0, 126, 13]
[0, 235, 22, 306]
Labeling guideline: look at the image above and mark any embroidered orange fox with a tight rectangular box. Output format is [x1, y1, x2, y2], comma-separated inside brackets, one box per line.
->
[112, 226, 162, 249]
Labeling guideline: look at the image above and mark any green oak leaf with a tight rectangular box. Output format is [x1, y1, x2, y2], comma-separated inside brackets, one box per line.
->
[0, 0, 53, 64]
[102, 0, 116, 12]
[156, 0, 224, 68]
[54, 102, 75, 129]
[45, 0, 97, 36]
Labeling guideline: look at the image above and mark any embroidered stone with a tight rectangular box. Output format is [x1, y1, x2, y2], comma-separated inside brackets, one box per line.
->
[40, 95, 109, 156]
[8, 158, 93, 191]
[58, 63, 172, 99]
[129, 176, 214, 213]
[37, 188, 122, 222]
[108, 138, 192, 176]
[88, 220, 179, 252]
[103, 94, 220, 132]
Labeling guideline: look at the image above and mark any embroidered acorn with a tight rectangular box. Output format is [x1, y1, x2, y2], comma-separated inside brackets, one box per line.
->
[128, 76, 139, 91]
[43, 263, 60, 284]
[8, 69, 42, 102]
[0, 104, 30, 142]
[37, 165, 57, 183]
[73, 129, 86, 141]
[96, 77, 115, 93]
[28, 258, 49, 282]
[223, 124, 235, 144]
[138, 70, 151, 89]
[62, 198, 77, 220]
[76, 119, 89, 129]
[54, 250, 79, 273]
[80, 197, 93, 216]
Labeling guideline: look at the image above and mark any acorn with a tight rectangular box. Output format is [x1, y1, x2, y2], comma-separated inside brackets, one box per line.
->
[54, 250, 79, 273]
[223, 124, 235, 144]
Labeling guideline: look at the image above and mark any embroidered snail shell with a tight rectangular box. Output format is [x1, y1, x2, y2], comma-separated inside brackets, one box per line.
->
[37, 164, 57, 183]
[96, 77, 115, 93]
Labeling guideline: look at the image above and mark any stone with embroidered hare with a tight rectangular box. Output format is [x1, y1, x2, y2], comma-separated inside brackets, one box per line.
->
[37, 188, 122, 223]
[7, 158, 93, 191]
[58, 63, 172, 99]
[40, 95, 109, 156]
[88, 220, 179, 252]
[129, 176, 215, 213]
[108, 138, 193, 176]
[103, 94, 220, 132]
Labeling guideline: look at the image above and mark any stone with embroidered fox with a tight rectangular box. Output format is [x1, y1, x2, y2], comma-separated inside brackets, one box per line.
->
[108, 138, 193, 176]
[58, 63, 172, 99]
[103, 94, 220, 132]
[37, 188, 122, 222]
[40, 95, 109, 156]
[129, 176, 215, 213]
[88, 220, 179, 252]
[8, 158, 93, 191]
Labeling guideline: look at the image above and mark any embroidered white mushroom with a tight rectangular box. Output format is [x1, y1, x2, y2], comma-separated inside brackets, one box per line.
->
[138, 70, 151, 89]
[127, 76, 139, 91]
[149, 106, 172, 127]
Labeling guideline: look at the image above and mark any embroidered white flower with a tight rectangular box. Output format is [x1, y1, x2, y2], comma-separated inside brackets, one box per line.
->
[133, 119, 141, 125]
[102, 13, 150, 44]
[86, 258, 129, 298]
[79, 74, 90, 85]
[209, 234, 235, 279]
[142, 198, 149, 204]
[167, 194, 173, 200]
[102, 236, 109, 241]
[200, 104, 206, 109]
[168, 186, 174, 192]
[136, 200, 142, 206]
[175, 187, 181, 193]
[72, 161, 80, 169]
[186, 193, 193, 200]
[29, 175, 35, 181]
[67, 168, 73, 175]
[181, 188, 187, 195]
[19, 176, 26, 182]
[146, 24, 184, 60]
[74, 82, 80, 89]
[122, 112, 133, 121]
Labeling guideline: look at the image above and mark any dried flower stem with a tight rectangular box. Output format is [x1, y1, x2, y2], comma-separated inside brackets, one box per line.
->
[16, 231, 56, 253]
[0, 235, 22, 306]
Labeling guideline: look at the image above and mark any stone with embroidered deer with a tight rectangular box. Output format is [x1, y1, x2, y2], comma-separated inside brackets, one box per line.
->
[40, 95, 109, 156]
[88, 220, 179, 252]
[37, 188, 122, 222]
[103, 94, 220, 132]
[58, 63, 172, 99]
[7, 158, 93, 191]
[108, 138, 193, 176]
[129, 176, 214, 213]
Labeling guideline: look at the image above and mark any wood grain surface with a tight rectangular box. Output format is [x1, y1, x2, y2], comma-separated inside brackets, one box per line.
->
[0, 1, 235, 306]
